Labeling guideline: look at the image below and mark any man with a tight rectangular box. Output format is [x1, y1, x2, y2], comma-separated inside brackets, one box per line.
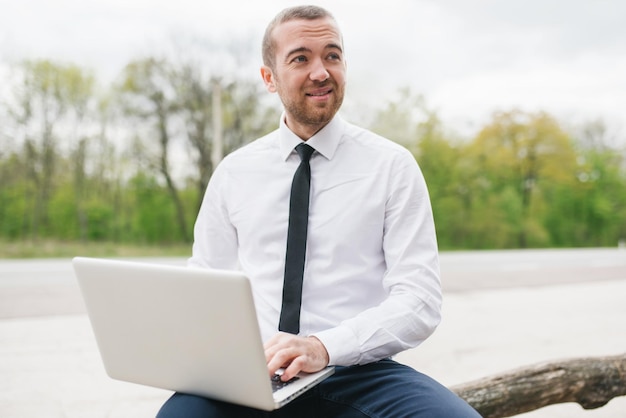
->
[157, 5, 480, 417]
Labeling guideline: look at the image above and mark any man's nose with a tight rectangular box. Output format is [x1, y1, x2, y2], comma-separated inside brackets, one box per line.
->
[309, 58, 330, 81]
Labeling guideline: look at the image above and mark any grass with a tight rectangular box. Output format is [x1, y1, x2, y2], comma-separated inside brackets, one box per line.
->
[0, 239, 192, 259]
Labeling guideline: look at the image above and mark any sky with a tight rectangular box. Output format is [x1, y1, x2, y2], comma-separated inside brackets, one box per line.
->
[1, 0, 625, 140]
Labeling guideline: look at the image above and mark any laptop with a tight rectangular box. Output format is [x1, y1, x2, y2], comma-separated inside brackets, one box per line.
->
[72, 257, 334, 411]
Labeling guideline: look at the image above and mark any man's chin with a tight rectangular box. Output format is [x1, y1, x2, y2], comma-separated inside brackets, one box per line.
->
[306, 113, 335, 127]
[308, 103, 342, 123]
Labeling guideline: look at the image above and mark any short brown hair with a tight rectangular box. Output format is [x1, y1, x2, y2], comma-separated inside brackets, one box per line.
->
[262, 5, 338, 70]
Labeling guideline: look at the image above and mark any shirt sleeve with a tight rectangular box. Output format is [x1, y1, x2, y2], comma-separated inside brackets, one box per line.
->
[312, 151, 442, 366]
[188, 162, 240, 270]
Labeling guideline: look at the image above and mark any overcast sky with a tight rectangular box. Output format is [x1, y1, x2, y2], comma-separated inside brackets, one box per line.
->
[2, 0, 625, 138]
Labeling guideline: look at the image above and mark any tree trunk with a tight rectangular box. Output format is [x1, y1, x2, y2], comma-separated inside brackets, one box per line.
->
[451, 353, 626, 418]
[211, 81, 223, 176]
[156, 102, 189, 241]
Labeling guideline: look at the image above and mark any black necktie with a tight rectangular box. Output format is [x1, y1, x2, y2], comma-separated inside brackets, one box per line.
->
[279, 143, 315, 334]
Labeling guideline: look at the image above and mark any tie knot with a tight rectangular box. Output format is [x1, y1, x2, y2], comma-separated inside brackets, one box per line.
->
[295, 143, 315, 162]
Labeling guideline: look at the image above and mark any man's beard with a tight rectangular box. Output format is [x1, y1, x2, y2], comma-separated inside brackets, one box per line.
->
[280, 84, 344, 128]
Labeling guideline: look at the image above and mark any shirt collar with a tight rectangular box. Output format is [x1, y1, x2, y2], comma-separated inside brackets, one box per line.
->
[278, 112, 345, 161]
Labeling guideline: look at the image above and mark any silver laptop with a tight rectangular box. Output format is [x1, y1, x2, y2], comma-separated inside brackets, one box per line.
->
[72, 257, 334, 411]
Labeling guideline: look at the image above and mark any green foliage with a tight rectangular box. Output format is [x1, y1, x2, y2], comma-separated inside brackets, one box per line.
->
[0, 56, 283, 252]
[128, 173, 180, 243]
[373, 92, 626, 249]
[0, 58, 625, 254]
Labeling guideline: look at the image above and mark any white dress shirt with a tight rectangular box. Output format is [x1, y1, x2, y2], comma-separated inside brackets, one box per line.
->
[189, 114, 442, 366]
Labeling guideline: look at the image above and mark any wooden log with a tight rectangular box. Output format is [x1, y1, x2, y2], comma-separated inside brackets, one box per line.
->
[450, 353, 626, 418]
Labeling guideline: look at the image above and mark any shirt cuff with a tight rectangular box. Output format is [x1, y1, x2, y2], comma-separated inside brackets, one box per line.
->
[311, 324, 360, 366]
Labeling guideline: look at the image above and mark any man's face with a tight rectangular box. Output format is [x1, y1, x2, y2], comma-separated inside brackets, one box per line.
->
[261, 17, 346, 139]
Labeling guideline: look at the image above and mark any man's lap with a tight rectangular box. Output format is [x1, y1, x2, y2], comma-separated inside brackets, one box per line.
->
[156, 359, 480, 418]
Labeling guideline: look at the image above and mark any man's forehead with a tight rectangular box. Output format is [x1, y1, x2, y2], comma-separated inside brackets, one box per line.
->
[274, 17, 343, 49]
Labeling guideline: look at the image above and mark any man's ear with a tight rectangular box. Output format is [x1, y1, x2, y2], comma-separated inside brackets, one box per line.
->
[260, 66, 277, 93]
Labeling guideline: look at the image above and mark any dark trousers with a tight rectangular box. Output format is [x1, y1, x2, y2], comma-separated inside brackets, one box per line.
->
[156, 359, 481, 418]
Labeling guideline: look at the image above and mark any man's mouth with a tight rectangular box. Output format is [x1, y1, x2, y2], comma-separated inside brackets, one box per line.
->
[306, 88, 333, 97]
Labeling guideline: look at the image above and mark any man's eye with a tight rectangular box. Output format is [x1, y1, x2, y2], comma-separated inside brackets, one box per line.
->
[328, 53, 341, 61]
[292, 56, 307, 63]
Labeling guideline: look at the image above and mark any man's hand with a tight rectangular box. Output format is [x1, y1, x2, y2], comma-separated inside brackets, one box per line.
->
[264, 332, 330, 381]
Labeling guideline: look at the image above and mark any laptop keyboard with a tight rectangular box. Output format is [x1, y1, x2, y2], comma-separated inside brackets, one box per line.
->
[271, 374, 299, 392]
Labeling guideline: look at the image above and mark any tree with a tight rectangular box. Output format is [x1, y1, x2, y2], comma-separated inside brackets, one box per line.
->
[544, 119, 626, 246]
[369, 87, 429, 152]
[6, 60, 96, 239]
[465, 111, 578, 247]
[117, 53, 281, 241]
[173, 61, 280, 212]
[172, 62, 215, 211]
[118, 57, 191, 241]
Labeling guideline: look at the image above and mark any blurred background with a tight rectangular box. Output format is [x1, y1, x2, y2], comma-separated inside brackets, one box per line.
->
[1, 0, 625, 255]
